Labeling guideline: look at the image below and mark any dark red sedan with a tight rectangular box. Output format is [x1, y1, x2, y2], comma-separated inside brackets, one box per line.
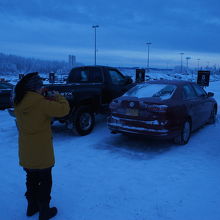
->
[107, 80, 218, 144]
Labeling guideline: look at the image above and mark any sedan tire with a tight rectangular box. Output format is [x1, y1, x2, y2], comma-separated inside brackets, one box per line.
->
[208, 106, 217, 124]
[174, 120, 191, 145]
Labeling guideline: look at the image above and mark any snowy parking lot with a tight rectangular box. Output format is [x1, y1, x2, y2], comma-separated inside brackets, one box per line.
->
[0, 81, 220, 220]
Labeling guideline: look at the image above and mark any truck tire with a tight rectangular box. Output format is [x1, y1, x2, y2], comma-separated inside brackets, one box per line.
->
[73, 106, 95, 136]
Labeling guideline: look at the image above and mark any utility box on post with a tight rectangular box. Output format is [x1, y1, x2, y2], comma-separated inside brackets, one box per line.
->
[136, 69, 145, 83]
[197, 71, 210, 87]
[49, 72, 55, 84]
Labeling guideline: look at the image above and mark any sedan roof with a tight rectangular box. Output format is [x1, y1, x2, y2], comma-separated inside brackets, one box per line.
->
[146, 79, 193, 86]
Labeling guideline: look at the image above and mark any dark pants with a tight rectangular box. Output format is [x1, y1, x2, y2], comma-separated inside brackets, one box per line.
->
[24, 167, 53, 204]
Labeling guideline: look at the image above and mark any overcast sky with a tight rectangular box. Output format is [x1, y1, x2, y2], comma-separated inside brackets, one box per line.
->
[0, 0, 220, 68]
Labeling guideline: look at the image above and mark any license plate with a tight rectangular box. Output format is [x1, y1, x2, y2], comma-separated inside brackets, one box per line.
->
[126, 108, 139, 116]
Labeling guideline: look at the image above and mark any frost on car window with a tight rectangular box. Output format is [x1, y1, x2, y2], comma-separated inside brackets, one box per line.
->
[124, 84, 176, 100]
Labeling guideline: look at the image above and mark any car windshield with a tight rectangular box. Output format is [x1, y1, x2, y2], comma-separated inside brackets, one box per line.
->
[124, 83, 176, 100]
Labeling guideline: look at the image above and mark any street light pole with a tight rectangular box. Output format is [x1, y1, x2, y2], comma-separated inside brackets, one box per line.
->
[92, 25, 99, 66]
[146, 42, 152, 71]
[197, 58, 200, 70]
[207, 61, 210, 69]
[180, 52, 184, 74]
[186, 57, 191, 73]
[185, 56, 191, 79]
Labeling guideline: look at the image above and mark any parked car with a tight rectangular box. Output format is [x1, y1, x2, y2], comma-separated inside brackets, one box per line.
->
[0, 82, 13, 110]
[8, 66, 134, 135]
[107, 80, 218, 145]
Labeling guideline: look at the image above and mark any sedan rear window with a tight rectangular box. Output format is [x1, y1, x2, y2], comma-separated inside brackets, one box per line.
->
[183, 85, 197, 100]
[124, 83, 176, 100]
[191, 84, 207, 97]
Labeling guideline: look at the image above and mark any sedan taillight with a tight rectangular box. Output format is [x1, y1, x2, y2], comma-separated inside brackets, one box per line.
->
[110, 99, 120, 109]
[144, 104, 168, 113]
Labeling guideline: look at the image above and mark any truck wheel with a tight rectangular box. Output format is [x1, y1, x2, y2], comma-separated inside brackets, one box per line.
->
[173, 120, 191, 145]
[74, 107, 95, 136]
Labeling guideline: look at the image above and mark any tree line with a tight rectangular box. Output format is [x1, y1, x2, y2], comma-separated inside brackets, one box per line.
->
[0, 52, 79, 74]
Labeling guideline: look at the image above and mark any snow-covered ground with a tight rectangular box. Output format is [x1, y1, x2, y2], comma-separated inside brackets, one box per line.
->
[0, 80, 220, 220]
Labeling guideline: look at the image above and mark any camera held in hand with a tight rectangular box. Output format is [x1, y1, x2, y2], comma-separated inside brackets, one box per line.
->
[41, 88, 59, 101]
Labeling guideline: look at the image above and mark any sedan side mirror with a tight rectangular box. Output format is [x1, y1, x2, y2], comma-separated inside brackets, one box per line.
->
[207, 92, 214, 97]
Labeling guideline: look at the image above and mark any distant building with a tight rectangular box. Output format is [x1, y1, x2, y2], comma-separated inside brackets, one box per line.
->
[68, 55, 76, 67]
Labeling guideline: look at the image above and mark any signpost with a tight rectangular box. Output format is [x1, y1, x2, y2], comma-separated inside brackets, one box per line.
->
[49, 72, 56, 84]
[197, 71, 210, 87]
[19, 74, 24, 80]
[135, 69, 145, 83]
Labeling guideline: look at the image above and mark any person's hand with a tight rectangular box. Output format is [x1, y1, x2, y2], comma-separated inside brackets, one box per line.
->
[40, 87, 48, 96]
[47, 91, 59, 97]
[45, 90, 60, 101]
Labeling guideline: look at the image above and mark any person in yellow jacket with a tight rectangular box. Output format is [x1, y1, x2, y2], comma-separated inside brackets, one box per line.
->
[14, 72, 70, 220]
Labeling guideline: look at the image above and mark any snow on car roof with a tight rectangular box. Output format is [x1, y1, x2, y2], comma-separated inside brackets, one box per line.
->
[124, 82, 177, 100]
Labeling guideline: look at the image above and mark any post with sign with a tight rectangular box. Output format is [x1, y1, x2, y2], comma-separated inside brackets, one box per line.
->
[197, 71, 210, 87]
[49, 72, 56, 84]
[19, 74, 24, 80]
[135, 69, 145, 83]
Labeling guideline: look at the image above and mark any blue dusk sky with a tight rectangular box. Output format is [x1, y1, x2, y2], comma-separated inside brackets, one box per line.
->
[0, 0, 220, 68]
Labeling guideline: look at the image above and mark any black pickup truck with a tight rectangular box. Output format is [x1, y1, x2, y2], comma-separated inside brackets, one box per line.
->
[0, 82, 13, 110]
[46, 65, 134, 135]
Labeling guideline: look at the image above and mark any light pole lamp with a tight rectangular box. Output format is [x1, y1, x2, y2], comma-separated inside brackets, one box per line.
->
[146, 42, 152, 71]
[92, 25, 99, 66]
[180, 52, 184, 74]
